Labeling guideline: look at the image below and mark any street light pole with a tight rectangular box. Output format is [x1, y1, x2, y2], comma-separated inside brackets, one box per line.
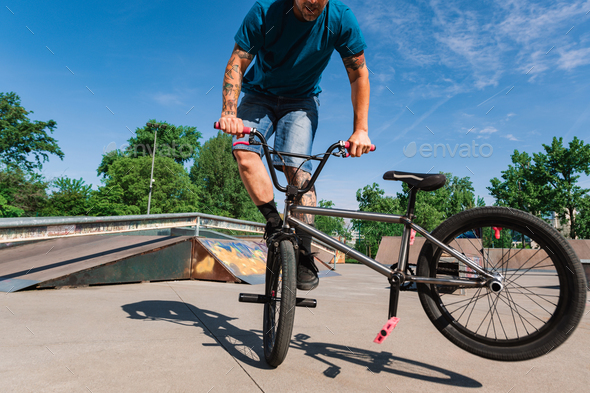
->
[146, 122, 166, 215]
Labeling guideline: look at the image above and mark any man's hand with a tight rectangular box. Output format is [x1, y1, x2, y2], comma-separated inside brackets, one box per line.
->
[347, 130, 372, 157]
[218, 115, 245, 139]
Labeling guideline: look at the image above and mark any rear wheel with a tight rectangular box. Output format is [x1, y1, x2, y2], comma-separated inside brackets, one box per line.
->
[263, 239, 297, 367]
[417, 206, 587, 361]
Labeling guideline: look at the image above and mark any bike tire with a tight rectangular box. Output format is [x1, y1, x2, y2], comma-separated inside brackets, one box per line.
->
[263, 239, 297, 367]
[417, 206, 587, 361]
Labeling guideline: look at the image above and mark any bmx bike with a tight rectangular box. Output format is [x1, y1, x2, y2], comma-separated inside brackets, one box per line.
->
[214, 123, 587, 368]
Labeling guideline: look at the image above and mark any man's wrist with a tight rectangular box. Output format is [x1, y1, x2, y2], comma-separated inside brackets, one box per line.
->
[221, 111, 237, 118]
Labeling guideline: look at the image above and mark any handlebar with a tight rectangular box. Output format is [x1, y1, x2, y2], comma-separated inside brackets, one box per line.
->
[213, 121, 252, 134]
[213, 123, 375, 197]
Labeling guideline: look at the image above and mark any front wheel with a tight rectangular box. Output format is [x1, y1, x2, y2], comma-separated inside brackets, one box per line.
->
[263, 239, 297, 367]
[417, 206, 587, 361]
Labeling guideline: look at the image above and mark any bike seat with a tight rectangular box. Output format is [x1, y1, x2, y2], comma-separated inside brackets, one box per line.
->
[382, 171, 446, 191]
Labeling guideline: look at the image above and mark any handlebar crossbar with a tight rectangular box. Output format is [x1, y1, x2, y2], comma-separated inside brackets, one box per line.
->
[213, 122, 374, 198]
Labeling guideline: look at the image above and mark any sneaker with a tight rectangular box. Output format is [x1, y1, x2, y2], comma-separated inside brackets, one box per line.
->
[263, 218, 283, 245]
[297, 252, 319, 291]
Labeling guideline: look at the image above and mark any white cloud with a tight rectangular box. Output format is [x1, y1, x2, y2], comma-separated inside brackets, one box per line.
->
[480, 126, 498, 134]
[557, 47, 590, 70]
[351, 0, 589, 94]
[504, 134, 521, 141]
[152, 92, 183, 106]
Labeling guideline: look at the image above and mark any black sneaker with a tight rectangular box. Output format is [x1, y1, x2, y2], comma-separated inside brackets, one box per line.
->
[297, 252, 319, 290]
[263, 218, 283, 245]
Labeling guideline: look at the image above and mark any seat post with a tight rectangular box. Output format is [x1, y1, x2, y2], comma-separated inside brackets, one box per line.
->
[396, 188, 418, 275]
[406, 188, 417, 219]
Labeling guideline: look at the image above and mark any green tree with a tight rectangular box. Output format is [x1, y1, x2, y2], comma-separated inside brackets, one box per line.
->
[488, 151, 549, 216]
[0, 92, 64, 172]
[90, 155, 200, 216]
[42, 177, 92, 216]
[87, 184, 141, 216]
[315, 199, 349, 238]
[0, 194, 24, 217]
[353, 183, 403, 258]
[489, 137, 590, 239]
[190, 131, 263, 221]
[576, 195, 590, 239]
[396, 172, 476, 231]
[98, 120, 202, 178]
[533, 137, 590, 239]
[0, 165, 48, 216]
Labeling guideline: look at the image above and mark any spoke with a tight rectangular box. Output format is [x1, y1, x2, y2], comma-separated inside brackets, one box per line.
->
[502, 287, 520, 340]
[455, 287, 484, 323]
[447, 290, 490, 316]
[499, 288, 540, 333]
[505, 278, 559, 306]
[475, 290, 496, 335]
[504, 294, 547, 325]
[505, 249, 546, 281]
[484, 290, 499, 339]
[498, 246, 531, 274]
[466, 287, 488, 330]
[503, 286, 530, 335]
[503, 283, 558, 312]
[492, 292, 509, 340]
[442, 288, 488, 308]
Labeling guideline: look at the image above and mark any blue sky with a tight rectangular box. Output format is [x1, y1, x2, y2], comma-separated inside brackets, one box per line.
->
[2, 0, 589, 212]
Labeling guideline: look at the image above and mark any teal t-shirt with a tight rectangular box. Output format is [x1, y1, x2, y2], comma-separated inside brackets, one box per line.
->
[234, 0, 367, 98]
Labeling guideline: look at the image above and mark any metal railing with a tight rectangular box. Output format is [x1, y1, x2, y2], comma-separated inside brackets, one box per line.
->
[0, 212, 264, 243]
[0, 212, 338, 268]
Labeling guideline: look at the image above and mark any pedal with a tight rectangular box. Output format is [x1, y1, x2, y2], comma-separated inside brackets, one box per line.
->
[296, 298, 317, 308]
[239, 293, 268, 304]
[239, 293, 317, 308]
[374, 317, 400, 344]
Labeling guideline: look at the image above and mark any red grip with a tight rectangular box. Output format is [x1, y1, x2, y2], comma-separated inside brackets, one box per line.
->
[344, 142, 376, 151]
[214, 121, 252, 134]
[343, 142, 376, 157]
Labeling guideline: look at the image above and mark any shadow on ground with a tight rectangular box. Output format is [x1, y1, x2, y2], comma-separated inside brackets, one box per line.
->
[121, 300, 482, 388]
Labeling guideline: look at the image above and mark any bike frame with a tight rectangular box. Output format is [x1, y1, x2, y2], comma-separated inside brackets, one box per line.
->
[245, 129, 500, 316]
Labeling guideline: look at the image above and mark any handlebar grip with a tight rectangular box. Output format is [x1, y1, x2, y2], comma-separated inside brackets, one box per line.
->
[344, 142, 376, 151]
[213, 121, 252, 134]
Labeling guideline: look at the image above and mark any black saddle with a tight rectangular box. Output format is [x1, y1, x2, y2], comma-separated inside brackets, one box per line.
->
[383, 171, 446, 191]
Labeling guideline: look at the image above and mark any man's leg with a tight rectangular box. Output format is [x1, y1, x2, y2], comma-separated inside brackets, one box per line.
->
[284, 167, 319, 290]
[234, 150, 274, 206]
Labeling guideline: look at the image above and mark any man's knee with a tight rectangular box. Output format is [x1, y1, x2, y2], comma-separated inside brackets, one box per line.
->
[233, 149, 261, 169]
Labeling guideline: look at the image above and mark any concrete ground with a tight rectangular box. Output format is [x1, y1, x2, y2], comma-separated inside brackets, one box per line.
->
[1, 264, 588, 393]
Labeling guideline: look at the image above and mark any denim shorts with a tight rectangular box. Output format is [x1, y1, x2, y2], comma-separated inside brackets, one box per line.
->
[232, 93, 319, 174]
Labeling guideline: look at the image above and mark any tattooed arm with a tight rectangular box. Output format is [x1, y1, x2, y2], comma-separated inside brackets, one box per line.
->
[218, 44, 254, 137]
[342, 50, 372, 157]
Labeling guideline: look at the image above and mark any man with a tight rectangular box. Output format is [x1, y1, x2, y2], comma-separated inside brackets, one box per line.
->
[218, 0, 371, 290]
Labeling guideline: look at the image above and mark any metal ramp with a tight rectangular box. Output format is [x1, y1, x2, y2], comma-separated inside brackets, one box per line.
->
[0, 212, 341, 292]
[0, 235, 340, 292]
[0, 235, 193, 292]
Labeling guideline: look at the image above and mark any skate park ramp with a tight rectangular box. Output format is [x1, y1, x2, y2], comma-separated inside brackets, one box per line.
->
[0, 233, 339, 292]
[192, 238, 340, 285]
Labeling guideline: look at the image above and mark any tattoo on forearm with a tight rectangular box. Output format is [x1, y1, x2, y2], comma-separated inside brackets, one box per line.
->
[233, 43, 254, 60]
[225, 64, 240, 80]
[222, 44, 252, 117]
[223, 82, 233, 96]
[223, 99, 237, 113]
[343, 50, 366, 74]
